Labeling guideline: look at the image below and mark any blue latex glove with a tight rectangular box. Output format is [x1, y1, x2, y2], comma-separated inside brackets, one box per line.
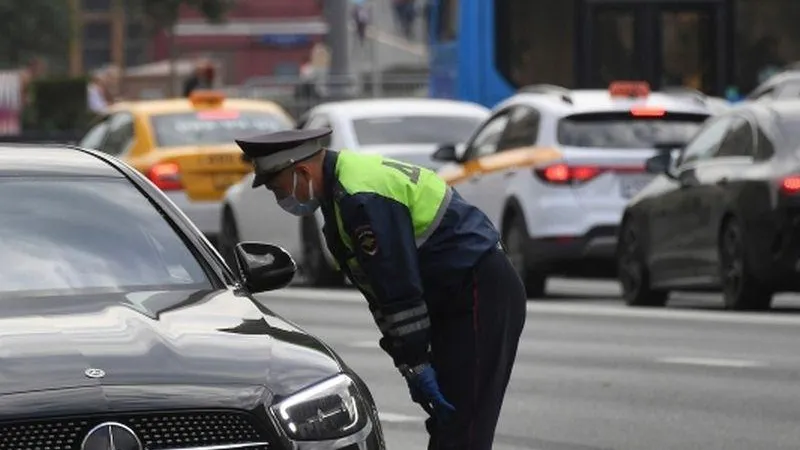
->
[403, 364, 456, 422]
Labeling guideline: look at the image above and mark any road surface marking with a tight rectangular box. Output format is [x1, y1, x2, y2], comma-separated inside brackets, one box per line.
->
[379, 412, 425, 423]
[657, 357, 768, 368]
[260, 287, 800, 326]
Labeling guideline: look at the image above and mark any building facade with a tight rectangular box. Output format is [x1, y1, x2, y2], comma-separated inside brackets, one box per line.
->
[150, 0, 328, 85]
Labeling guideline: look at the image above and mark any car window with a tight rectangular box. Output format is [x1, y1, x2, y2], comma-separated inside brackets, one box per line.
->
[79, 119, 110, 150]
[715, 116, 756, 158]
[678, 116, 735, 167]
[463, 113, 511, 160]
[0, 178, 211, 297]
[557, 112, 709, 149]
[497, 107, 540, 152]
[755, 126, 776, 160]
[351, 115, 484, 146]
[101, 113, 135, 156]
[151, 110, 293, 148]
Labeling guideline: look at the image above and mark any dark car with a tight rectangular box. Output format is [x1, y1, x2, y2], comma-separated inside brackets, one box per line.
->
[616, 100, 800, 311]
[0, 144, 385, 449]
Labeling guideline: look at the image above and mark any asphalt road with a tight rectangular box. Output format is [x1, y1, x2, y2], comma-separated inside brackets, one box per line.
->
[257, 278, 800, 450]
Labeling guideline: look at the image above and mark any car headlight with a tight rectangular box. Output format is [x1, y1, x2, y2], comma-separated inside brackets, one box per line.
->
[271, 374, 369, 441]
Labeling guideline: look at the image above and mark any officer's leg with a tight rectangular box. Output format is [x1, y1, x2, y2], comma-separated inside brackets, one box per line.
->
[468, 247, 527, 448]
[429, 246, 527, 450]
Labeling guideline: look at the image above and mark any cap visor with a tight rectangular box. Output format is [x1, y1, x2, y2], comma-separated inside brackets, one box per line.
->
[252, 172, 269, 188]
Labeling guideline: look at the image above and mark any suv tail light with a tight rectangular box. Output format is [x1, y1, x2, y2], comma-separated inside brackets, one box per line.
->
[534, 163, 602, 185]
[147, 162, 183, 191]
[781, 175, 800, 194]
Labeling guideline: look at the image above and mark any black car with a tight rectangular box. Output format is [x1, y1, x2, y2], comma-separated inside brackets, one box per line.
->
[617, 100, 800, 311]
[0, 144, 385, 449]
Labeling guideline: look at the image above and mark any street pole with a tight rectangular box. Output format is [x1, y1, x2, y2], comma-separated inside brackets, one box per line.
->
[370, 0, 382, 98]
[326, 0, 351, 98]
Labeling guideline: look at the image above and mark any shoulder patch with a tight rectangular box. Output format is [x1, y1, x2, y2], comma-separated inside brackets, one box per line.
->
[355, 225, 378, 256]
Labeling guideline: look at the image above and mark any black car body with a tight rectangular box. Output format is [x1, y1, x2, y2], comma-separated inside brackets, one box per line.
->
[617, 100, 800, 311]
[0, 144, 385, 449]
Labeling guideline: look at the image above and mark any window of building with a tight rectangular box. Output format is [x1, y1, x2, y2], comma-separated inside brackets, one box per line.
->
[82, 0, 111, 12]
[82, 20, 112, 70]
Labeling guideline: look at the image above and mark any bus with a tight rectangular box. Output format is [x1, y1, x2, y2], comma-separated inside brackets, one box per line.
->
[428, 0, 800, 108]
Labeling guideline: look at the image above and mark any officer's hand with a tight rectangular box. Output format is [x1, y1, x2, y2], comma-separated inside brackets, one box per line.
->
[403, 364, 456, 422]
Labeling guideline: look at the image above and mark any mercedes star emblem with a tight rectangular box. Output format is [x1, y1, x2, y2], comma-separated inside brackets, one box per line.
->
[81, 422, 143, 450]
[84, 368, 106, 379]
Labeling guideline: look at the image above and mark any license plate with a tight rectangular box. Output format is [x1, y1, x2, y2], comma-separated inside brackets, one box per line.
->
[620, 175, 652, 199]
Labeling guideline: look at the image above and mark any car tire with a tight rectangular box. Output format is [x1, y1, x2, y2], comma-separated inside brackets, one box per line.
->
[503, 213, 546, 299]
[302, 216, 345, 287]
[617, 219, 669, 307]
[718, 217, 773, 311]
[219, 207, 241, 270]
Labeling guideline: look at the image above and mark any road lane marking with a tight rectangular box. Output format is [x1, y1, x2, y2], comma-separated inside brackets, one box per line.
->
[379, 412, 426, 423]
[656, 357, 768, 368]
[260, 288, 800, 326]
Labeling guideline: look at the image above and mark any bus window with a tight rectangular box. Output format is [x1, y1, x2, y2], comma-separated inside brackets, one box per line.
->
[437, 0, 459, 41]
[495, 0, 575, 88]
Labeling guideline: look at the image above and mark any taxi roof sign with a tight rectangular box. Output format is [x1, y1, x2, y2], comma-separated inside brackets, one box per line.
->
[189, 90, 226, 107]
[609, 81, 650, 98]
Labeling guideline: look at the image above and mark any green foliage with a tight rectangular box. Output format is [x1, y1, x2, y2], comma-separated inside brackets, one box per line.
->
[24, 77, 94, 132]
[0, 0, 70, 68]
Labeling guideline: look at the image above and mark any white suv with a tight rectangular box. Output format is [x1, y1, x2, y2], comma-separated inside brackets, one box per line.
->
[433, 83, 727, 297]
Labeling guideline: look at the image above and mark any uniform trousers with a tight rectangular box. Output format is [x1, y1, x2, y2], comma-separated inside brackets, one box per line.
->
[424, 244, 527, 450]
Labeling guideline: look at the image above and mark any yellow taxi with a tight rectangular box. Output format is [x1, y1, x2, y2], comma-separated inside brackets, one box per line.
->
[77, 91, 295, 243]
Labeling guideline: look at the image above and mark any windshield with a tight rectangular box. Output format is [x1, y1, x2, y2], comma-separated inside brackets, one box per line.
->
[352, 115, 484, 146]
[0, 178, 212, 298]
[152, 110, 293, 147]
[557, 112, 709, 149]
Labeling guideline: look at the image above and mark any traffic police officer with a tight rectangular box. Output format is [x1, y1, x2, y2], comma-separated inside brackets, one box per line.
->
[235, 128, 526, 450]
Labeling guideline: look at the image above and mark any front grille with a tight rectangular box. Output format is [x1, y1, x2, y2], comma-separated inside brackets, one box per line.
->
[0, 411, 270, 450]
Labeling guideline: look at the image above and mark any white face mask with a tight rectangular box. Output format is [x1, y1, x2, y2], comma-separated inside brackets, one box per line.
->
[277, 171, 320, 216]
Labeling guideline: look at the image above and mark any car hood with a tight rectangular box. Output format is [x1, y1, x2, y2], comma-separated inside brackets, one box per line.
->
[0, 289, 342, 400]
[357, 144, 445, 171]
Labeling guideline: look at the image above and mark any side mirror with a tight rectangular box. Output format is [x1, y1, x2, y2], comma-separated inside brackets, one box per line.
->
[234, 242, 296, 293]
[432, 144, 459, 162]
[241, 153, 252, 163]
[645, 152, 677, 179]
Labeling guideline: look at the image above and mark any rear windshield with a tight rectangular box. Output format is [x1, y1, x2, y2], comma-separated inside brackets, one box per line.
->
[0, 178, 212, 298]
[352, 115, 483, 146]
[152, 110, 293, 148]
[557, 112, 709, 149]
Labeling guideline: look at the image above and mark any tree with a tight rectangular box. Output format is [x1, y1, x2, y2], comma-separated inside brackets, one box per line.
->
[0, 0, 69, 69]
[136, 0, 234, 95]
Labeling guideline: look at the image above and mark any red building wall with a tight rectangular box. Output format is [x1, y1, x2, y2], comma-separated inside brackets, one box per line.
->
[151, 0, 326, 85]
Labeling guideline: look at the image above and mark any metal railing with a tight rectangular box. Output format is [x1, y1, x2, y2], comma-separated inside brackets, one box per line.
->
[220, 74, 430, 119]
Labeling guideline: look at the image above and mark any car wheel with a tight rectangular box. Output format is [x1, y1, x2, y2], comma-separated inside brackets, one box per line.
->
[617, 220, 668, 307]
[219, 207, 240, 270]
[718, 218, 773, 311]
[504, 213, 546, 298]
[302, 216, 345, 287]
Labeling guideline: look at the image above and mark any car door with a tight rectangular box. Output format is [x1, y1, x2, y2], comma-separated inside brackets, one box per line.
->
[648, 115, 734, 284]
[690, 114, 758, 278]
[446, 111, 511, 212]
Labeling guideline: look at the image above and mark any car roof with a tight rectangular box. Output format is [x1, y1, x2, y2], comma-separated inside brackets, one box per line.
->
[0, 144, 122, 178]
[308, 98, 491, 120]
[496, 87, 716, 117]
[764, 98, 800, 119]
[110, 97, 290, 117]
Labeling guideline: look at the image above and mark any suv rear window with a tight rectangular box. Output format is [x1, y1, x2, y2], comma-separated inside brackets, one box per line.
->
[557, 112, 709, 149]
[152, 110, 293, 148]
[0, 178, 211, 297]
